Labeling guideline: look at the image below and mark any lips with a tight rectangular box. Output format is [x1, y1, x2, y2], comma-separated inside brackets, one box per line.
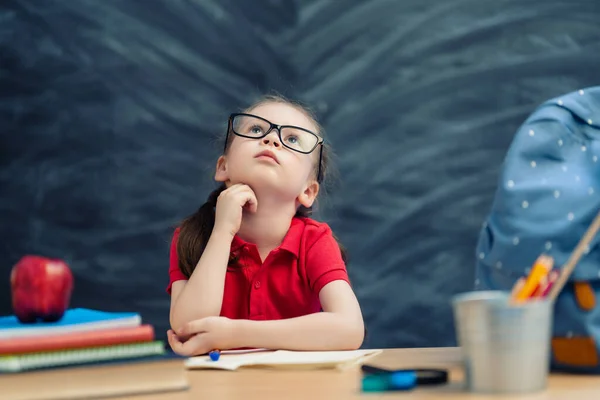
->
[255, 150, 279, 164]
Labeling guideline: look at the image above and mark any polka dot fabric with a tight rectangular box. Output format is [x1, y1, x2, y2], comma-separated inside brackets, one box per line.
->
[475, 86, 600, 373]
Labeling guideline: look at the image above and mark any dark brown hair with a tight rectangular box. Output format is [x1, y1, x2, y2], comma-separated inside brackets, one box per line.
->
[176, 94, 347, 278]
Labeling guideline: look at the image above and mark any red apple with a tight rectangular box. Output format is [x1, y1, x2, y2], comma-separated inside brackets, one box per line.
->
[10, 255, 74, 323]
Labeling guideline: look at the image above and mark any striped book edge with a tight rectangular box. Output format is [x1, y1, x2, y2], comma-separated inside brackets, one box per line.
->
[0, 340, 165, 373]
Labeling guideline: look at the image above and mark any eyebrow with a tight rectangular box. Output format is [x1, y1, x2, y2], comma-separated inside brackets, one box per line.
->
[250, 113, 315, 130]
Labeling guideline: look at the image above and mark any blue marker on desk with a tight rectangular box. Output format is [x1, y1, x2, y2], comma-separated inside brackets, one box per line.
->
[209, 350, 220, 361]
[361, 365, 448, 392]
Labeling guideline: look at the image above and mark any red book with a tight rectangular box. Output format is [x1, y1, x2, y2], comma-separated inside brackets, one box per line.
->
[0, 324, 155, 355]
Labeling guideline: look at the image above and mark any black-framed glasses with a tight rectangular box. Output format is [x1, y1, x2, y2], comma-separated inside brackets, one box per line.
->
[225, 113, 324, 182]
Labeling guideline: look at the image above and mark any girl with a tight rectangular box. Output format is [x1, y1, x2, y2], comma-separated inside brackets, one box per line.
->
[166, 95, 365, 356]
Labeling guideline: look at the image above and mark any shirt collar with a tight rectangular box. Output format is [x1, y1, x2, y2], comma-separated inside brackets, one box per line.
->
[230, 217, 304, 258]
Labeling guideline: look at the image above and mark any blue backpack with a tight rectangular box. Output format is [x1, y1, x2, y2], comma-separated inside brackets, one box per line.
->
[475, 86, 600, 373]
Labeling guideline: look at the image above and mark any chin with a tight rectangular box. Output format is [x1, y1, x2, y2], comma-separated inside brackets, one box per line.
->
[233, 175, 301, 200]
[243, 176, 281, 193]
[230, 168, 275, 188]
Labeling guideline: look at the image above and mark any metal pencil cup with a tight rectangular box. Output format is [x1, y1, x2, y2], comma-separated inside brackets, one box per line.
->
[452, 291, 553, 394]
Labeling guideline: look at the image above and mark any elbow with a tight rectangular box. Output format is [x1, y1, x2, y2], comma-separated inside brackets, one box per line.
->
[169, 309, 192, 334]
[339, 318, 365, 350]
[170, 309, 220, 335]
[169, 313, 184, 334]
[169, 297, 185, 333]
[347, 325, 366, 350]
[169, 314, 196, 336]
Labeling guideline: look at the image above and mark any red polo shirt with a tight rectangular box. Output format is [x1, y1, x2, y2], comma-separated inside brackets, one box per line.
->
[167, 217, 350, 320]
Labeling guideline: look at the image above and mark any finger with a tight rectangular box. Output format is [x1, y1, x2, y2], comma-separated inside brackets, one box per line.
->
[223, 183, 248, 195]
[221, 184, 258, 212]
[224, 183, 252, 196]
[168, 327, 184, 340]
[234, 186, 257, 209]
[167, 330, 185, 354]
[177, 333, 211, 356]
[242, 191, 258, 213]
[219, 183, 244, 198]
[169, 328, 193, 345]
[178, 318, 208, 337]
[168, 330, 204, 357]
[231, 183, 257, 195]
[176, 331, 192, 342]
[168, 329, 188, 344]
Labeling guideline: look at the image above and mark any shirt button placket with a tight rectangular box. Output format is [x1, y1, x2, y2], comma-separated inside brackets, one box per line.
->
[249, 278, 263, 319]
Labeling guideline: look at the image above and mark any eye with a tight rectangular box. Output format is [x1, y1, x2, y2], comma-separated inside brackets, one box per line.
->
[286, 135, 299, 144]
[250, 125, 264, 135]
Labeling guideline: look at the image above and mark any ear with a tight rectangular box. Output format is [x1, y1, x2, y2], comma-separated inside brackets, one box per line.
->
[298, 180, 319, 208]
[214, 155, 228, 182]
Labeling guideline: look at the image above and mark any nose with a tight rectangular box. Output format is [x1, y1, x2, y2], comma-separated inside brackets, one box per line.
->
[262, 129, 281, 148]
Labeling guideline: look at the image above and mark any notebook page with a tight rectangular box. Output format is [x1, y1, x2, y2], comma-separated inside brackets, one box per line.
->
[185, 349, 382, 371]
[221, 348, 268, 355]
[185, 351, 274, 371]
[256, 349, 381, 366]
[250, 349, 382, 370]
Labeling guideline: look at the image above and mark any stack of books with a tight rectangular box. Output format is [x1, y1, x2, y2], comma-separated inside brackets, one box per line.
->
[0, 308, 188, 400]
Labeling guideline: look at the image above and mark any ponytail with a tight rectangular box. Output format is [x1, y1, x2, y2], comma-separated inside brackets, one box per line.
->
[176, 184, 226, 278]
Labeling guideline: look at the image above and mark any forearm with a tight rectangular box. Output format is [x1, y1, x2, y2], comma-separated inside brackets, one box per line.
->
[170, 229, 232, 330]
[235, 312, 365, 351]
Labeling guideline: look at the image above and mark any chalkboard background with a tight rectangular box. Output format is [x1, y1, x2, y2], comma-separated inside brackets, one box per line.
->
[2, 0, 600, 348]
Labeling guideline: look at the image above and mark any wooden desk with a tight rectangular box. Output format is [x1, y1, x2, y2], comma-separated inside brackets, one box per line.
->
[113, 347, 600, 400]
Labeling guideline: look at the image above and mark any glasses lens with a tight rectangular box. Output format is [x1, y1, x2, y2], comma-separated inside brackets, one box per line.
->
[280, 127, 318, 153]
[231, 114, 319, 153]
[232, 115, 270, 138]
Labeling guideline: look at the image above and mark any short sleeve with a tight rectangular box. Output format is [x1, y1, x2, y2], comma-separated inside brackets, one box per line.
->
[166, 228, 188, 295]
[305, 224, 350, 295]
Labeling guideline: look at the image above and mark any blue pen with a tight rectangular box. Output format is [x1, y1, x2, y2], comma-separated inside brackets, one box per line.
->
[361, 365, 448, 392]
[209, 349, 220, 361]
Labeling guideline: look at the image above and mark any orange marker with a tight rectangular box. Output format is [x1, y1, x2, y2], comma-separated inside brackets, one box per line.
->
[512, 255, 553, 303]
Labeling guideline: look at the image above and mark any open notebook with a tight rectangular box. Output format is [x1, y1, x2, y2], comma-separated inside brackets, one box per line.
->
[185, 349, 382, 371]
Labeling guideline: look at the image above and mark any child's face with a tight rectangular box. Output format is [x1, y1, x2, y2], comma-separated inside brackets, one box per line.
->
[215, 102, 320, 208]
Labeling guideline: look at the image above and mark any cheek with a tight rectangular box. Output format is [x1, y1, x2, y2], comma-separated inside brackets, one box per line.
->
[285, 154, 314, 180]
[227, 139, 248, 155]
[226, 142, 253, 166]
[291, 152, 319, 181]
